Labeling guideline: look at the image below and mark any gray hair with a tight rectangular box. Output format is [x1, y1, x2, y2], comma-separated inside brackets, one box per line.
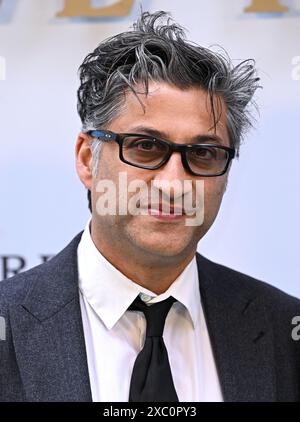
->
[78, 11, 261, 206]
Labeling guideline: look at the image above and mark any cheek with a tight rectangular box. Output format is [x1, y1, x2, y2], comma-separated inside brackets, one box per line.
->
[204, 178, 227, 209]
[93, 151, 149, 208]
[95, 144, 121, 181]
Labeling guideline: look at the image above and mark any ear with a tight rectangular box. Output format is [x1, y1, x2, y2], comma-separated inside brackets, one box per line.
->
[75, 132, 93, 190]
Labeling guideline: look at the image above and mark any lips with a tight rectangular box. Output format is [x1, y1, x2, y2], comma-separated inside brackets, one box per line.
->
[147, 204, 185, 215]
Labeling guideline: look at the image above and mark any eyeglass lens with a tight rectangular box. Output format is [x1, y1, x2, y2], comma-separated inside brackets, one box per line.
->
[122, 136, 229, 175]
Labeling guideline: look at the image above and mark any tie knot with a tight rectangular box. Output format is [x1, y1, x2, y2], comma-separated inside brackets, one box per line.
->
[128, 296, 176, 337]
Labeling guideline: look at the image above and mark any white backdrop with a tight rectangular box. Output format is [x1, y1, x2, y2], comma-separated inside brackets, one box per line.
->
[0, 0, 299, 297]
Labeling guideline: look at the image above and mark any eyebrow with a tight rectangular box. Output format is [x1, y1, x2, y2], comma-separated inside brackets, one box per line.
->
[124, 125, 225, 145]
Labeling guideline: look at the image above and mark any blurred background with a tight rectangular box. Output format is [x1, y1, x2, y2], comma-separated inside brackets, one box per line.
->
[0, 0, 299, 297]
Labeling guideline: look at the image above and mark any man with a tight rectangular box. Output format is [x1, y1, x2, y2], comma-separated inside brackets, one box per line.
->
[0, 11, 300, 402]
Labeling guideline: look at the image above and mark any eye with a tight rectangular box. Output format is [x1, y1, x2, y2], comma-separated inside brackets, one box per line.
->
[136, 140, 156, 151]
[191, 147, 216, 159]
[127, 138, 166, 153]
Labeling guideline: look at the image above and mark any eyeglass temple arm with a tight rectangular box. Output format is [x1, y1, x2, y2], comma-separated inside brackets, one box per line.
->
[89, 130, 116, 141]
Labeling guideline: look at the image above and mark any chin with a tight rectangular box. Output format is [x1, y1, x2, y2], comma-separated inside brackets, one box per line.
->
[135, 238, 190, 259]
[124, 224, 194, 257]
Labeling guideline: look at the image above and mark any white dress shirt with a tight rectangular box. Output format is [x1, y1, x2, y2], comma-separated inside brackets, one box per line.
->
[77, 221, 223, 402]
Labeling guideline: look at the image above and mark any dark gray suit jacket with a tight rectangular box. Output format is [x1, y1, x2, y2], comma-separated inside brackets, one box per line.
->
[1, 232, 300, 402]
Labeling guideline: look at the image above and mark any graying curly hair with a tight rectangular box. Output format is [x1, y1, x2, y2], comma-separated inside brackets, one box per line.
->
[77, 10, 261, 211]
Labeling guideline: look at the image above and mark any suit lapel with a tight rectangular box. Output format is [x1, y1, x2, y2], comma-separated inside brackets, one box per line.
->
[196, 253, 276, 402]
[10, 233, 92, 402]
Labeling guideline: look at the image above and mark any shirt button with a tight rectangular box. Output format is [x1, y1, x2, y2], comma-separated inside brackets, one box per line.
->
[140, 293, 153, 303]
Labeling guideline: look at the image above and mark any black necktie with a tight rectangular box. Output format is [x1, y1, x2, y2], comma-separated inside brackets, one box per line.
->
[128, 295, 179, 402]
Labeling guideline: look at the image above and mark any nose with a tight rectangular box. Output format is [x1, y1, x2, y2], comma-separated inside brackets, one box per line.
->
[152, 151, 191, 199]
[156, 151, 189, 178]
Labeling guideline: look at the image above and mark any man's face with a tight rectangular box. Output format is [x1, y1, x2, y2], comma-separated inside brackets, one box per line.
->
[82, 82, 231, 262]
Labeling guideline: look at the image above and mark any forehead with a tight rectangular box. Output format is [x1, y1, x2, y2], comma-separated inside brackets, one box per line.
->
[111, 82, 229, 144]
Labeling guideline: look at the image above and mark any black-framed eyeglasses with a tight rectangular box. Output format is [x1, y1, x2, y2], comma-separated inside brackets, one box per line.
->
[87, 129, 235, 177]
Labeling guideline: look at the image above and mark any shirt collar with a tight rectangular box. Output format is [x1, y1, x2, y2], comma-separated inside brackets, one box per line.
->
[77, 220, 200, 329]
[148, 258, 200, 328]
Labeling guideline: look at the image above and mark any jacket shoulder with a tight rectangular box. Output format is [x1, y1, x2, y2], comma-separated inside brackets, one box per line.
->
[0, 232, 83, 312]
[196, 252, 300, 312]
